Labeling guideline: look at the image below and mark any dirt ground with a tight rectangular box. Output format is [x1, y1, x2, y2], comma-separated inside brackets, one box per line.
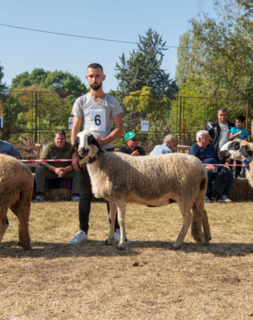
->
[1, 201, 253, 320]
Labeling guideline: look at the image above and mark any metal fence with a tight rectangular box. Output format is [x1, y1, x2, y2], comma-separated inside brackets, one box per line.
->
[0, 90, 251, 146]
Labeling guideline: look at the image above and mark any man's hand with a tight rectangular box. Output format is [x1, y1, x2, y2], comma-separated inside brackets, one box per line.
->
[95, 137, 104, 147]
[131, 150, 140, 157]
[53, 167, 65, 177]
[206, 165, 215, 172]
[72, 152, 82, 171]
[224, 163, 231, 171]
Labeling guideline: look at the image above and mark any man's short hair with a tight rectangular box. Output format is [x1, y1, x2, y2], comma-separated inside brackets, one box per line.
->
[236, 115, 245, 123]
[87, 63, 103, 71]
[163, 134, 174, 144]
[55, 130, 66, 137]
[217, 108, 227, 114]
[196, 130, 209, 141]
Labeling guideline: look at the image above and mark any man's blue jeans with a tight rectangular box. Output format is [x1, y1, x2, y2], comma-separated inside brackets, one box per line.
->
[205, 168, 233, 197]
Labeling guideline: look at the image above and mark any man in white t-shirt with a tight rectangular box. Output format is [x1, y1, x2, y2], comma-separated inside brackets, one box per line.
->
[69, 63, 124, 245]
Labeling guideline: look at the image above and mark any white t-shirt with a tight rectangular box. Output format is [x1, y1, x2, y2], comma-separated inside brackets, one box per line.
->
[71, 93, 122, 150]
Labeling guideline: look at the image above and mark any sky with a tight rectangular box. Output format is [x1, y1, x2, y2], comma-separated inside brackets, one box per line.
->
[0, 0, 216, 93]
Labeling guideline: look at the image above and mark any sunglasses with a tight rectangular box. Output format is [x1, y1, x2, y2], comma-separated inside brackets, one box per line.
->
[132, 138, 139, 141]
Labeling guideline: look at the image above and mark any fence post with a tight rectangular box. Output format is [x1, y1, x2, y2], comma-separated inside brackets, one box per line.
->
[35, 91, 38, 143]
[179, 96, 182, 144]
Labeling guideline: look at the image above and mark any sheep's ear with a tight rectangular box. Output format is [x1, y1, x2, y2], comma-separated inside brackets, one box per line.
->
[68, 137, 79, 155]
[218, 150, 230, 162]
[89, 135, 105, 153]
[227, 141, 240, 151]
[88, 134, 94, 145]
[240, 145, 253, 159]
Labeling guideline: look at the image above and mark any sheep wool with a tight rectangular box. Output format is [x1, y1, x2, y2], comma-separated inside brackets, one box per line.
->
[0, 154, 33, 250]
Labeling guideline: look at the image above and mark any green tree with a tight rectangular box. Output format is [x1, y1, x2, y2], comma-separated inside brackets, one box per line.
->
[190, 0, 253, 101]
[0, 61, 7, 92]
[115, 28, 177, 96]
[11, 68, 87, 104]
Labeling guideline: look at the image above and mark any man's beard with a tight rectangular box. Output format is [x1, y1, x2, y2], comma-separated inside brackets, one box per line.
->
[90, 82, 102, 91]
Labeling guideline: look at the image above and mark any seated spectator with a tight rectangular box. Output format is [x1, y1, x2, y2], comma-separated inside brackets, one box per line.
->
[0, 138, 21, 159]
[189, 130, 233, 203]
[150, 134, 176, 155]
[33, 130, 81, 202]
[118, 131, 146, 156]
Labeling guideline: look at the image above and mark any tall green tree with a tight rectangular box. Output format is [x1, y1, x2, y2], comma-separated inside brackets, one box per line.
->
[190, 0, 253, 101]
[115, 28, 177, 96]
[11, 68, 87, 104]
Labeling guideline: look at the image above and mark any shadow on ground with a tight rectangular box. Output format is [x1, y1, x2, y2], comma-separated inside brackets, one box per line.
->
[0, 240, 252, 258]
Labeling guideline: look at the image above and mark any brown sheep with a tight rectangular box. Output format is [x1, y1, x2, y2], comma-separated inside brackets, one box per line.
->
[0, 154, 33, 250]
[70, 132, 212, 251]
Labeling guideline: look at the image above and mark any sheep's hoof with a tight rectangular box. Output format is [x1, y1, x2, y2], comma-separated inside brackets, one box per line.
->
[103, 239, 112, 245]
[116, 246, 125, 251]
[169, 245, 180, 251]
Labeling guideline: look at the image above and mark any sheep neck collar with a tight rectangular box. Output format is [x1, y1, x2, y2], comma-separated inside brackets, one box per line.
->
[87, 149, 101, 164]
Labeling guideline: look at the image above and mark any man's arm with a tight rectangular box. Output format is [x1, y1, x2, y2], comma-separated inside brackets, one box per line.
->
[96, 113, 124, 147]
[9, 145, 21, 159]
[71, 116, 83, 171]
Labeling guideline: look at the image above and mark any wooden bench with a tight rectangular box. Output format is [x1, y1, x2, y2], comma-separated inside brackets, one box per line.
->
[14, 145, 41, 167]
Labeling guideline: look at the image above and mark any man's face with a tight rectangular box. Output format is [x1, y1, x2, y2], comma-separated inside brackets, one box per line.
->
[54, 134, 66, 148]
[127, 136, 139, 149]
[167, 137, 176, 150]
[199, 134, 210, 146]
[86, 67, 106, 91]
[217, 111, 227, 124]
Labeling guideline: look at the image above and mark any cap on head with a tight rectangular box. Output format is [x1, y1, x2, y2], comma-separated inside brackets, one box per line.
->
[125, 131, 137, 141]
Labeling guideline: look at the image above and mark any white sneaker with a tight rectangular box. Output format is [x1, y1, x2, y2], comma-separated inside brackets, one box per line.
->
[221, 195, 232, 203]
[114, 231, 131, 245]
[69, 231, 88, 245]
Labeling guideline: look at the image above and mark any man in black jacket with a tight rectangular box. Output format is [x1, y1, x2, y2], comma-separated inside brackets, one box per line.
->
[204, 108, 235, 153]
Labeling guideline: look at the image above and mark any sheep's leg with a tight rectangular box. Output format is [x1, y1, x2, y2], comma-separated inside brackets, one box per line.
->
[203, 209, 212, 245]
[10, 192, 32, 251]
[104, 201, 117, 245]
[116, 201, 126, 250]
[172, 206, 192, 250]
[0, 208, 9, 244]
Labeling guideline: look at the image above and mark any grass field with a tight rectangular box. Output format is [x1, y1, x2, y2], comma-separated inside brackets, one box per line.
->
[1, 201, 253, 319]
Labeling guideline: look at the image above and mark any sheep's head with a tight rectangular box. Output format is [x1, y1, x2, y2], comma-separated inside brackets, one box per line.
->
[69, 131, 104, 163]
[219, 140, 253, 163]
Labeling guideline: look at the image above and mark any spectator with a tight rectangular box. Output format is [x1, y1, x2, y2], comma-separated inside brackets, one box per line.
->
[229, 115, 248, 178]
[150, 134, 176, 155]
[33, 130, 81, 203]
[189, 130, 233, 203]
[118, 131, 146, 156]
[0, 138, 21, 159]
[204, 108, 235, 153]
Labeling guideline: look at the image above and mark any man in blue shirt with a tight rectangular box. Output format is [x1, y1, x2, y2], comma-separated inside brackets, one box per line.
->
[0, 139, 21, 158]
[150, 134, 176, 155]
[189, 130, 233, 203]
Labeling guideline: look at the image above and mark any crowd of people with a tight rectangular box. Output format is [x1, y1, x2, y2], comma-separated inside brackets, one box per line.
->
[0, 63, 250, 247]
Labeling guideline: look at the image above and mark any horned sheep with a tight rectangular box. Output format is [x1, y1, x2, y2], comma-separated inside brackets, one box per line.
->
[0, 154, 33, 250]
[70, 131, 212, 250]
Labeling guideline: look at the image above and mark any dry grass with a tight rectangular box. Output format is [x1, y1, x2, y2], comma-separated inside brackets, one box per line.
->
[1, 201, 253, 319]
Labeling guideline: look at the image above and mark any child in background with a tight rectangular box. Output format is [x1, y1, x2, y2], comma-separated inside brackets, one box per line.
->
[229, 115, 248, 178]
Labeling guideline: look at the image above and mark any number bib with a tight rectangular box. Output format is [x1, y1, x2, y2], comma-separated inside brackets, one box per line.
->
[90, 109, 106, 132]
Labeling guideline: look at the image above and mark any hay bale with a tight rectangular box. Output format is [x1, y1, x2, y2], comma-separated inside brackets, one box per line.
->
[228, 178, 253, 201]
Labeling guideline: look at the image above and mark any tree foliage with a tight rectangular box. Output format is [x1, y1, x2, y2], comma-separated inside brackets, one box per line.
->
[115, 28, 177, 96]
[11, 68, 87, 104]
